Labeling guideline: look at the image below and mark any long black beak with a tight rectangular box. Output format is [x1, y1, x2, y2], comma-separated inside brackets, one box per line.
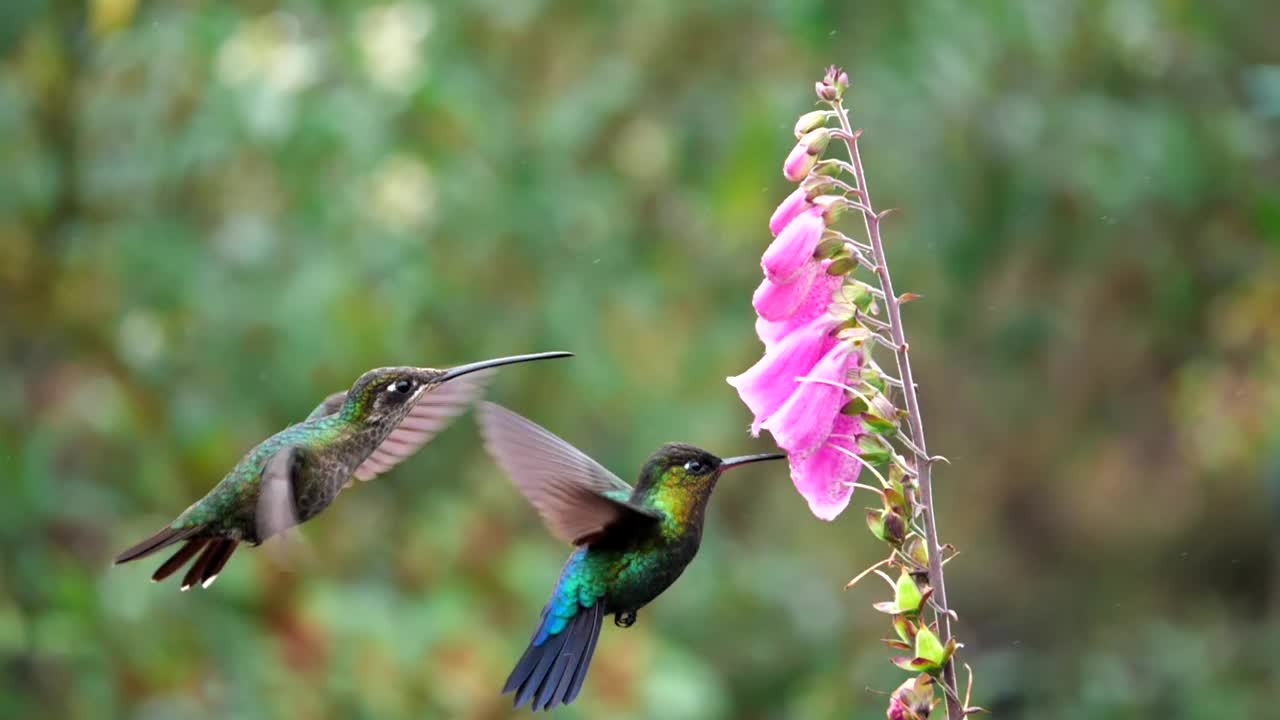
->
[719, 452, 787, 471]
[437, 351, 573, 383]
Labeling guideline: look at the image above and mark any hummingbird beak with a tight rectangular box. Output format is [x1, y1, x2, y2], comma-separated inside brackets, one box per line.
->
[719, 452, 787, 471]
[436, 351, 573, 383]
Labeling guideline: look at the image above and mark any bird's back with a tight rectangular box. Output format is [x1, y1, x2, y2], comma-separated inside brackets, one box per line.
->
[171, 417, 350, 536]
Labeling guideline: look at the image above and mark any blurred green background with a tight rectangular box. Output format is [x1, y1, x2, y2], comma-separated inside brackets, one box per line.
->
[2, 1, 1277, 718]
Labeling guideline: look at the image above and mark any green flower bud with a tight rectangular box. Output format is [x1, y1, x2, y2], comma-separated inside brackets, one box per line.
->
[893, 614, 917, 644]
[800, 127, 831, 156]
[857, 435, 892, 465]
[891, 624, 958, 676]
[793, 110, 829, 138]
[903, 533, 930, 571]
[866, 507, 905, 545]
[814, 237, 846, 260]
[826, 257, 857, 276]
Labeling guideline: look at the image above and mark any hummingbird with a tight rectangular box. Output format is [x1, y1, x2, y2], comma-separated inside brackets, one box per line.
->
[475, 402, 785, 711]
[114, 351, 572, 591]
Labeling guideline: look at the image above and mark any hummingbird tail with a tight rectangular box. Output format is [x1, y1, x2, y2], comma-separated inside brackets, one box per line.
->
[115, 525, 241, 590]
[113, 525, 202, 564]
[504, 602, 604, 711]
[175, 538, 240, 590]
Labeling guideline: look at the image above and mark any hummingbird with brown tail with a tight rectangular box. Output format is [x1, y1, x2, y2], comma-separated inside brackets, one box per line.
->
[475, 402, 785, 711]
[114, 351, 572, 590]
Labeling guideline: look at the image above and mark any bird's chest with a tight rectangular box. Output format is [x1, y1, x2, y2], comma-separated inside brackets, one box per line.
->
[292, 431, 384, 521]
[603, 532, 701, 613]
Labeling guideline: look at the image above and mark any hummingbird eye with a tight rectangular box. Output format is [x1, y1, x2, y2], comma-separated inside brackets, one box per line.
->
[683, 459, 707, 474]
[390, 379, 413, 394]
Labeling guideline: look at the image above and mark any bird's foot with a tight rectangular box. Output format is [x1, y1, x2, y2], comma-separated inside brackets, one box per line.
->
[614, 610, 637, 628]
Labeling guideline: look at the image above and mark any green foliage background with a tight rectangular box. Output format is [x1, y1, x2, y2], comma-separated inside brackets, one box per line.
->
[2, 1, 1277, 718]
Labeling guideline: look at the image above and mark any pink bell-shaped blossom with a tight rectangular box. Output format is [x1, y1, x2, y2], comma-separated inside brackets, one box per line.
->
[752, 261, 821, 322]
[789, 414, 862, 521]
[727, 312, 838, 435]
[783, 128, 830, 181]
[782, 141, 817, 182]
[756, 271, 841, 347]
[769, 188, 812, 236]
[760, 340, 856, 456]
[761, 207, 825, 284]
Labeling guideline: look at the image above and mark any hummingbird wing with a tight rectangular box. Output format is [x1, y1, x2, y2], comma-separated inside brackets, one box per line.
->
[256, 445, 302, 542]
[255, 445, 313, 567]
[348, 370, 495, 484]
[476, 402, 659, 546]
[305, 391, 348, 421]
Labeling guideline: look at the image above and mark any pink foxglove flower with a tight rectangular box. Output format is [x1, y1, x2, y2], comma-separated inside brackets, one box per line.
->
[761, 206, 825, 283]
[768, 188, 812, 236]
[756, 271, 842, 346]
[752, 260, 824, 321]
[734, 65, 970, 716]
[782, 140, 817, 182]
[789, 414, 862, 520]
[727, 312, 838, 434]
[759, 341, 857, 457]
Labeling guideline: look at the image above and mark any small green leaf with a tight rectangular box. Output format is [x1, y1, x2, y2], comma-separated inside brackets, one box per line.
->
[903, 534, 929, 569]
[861, 415, 898, 435]
[893, 614, 916, 643]
[841, 397, 869, 416]
[873, 600, 900, 615]
[865, 509, 886, 541]
[851, 283, 874, 311]
[914, 625, 946, 666]
[895, 571, 923, 614]
[892, 656, 940, 673]
[857, 436, 891, 465]
[814, 237, 845, 260]
[827, 257, 856, 276]
[882, 487, 906, 515]
[941, 638, 958, 666]
[865, 371, 887, 393]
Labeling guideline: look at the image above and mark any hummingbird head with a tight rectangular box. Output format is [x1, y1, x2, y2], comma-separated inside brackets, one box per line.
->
[636, 443, 786, 495]
[634, 444, 785, 531]
[343, 366, 443, 424]
[342, 351, 573, 425]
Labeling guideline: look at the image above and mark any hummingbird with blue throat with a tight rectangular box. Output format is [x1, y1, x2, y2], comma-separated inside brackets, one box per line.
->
[114, 351, 572, 590]
[475, 402, 785, 711]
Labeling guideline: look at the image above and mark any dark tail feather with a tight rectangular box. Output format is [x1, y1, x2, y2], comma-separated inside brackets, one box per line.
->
[180, 539, 239, 591]
[114, 525, 201, 565]
[200, 539, 239, 588]
[150, 538, 209, 582]
[563, 603, 603, 705]
[504, 603, 605, 711]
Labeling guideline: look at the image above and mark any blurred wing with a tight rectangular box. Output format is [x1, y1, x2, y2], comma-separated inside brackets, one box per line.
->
[256, 446, 301, 542]
[305, 391, 348, 421]
[254, 446, 313, 567]
[349, 370, 495, 484]
[476, 401, 658, 545]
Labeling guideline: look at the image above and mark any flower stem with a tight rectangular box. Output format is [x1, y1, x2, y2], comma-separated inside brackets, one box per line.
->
[829, 99, 962, 719]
